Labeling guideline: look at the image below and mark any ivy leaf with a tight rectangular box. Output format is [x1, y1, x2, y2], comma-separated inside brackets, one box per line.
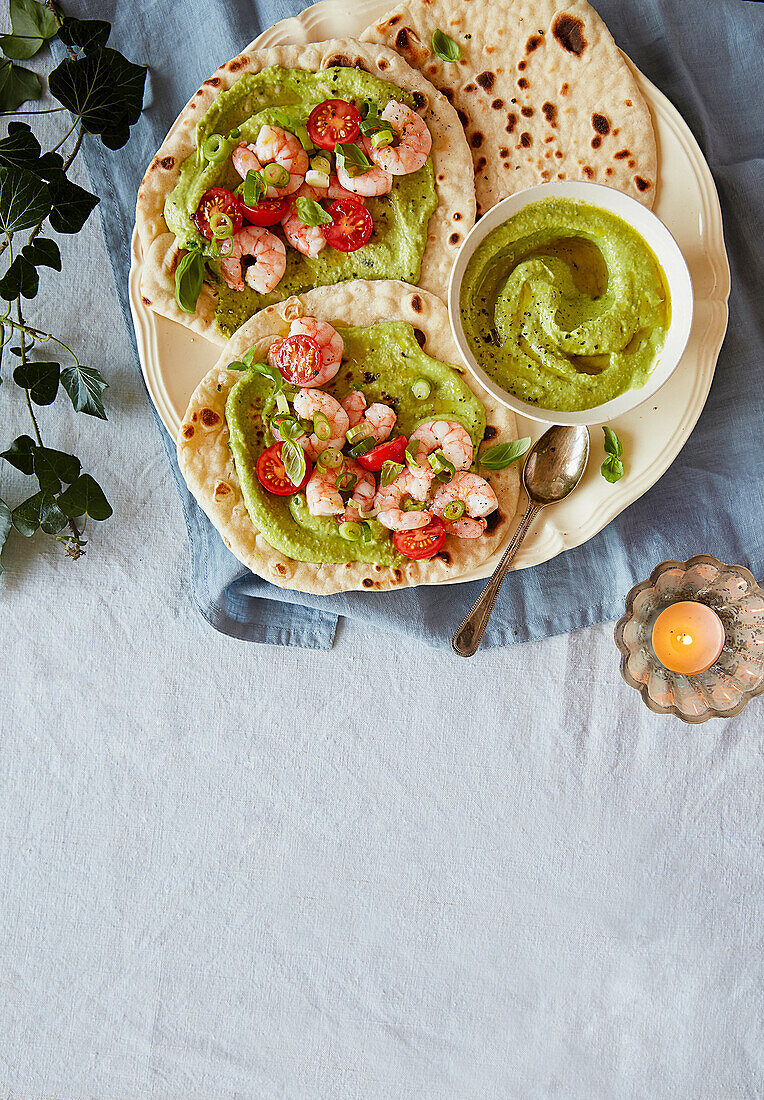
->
[57, 16, 110, 53]
[0, 120, 41, 169]
[0, 496, 11, 570]
[35, 150, 63, 179]
[1, 433, 35, 474]
[32, 445, 80, 492]
[12, 489, 67, 535]
[22, 237, 61, 270]
[45, 169, 99, 233]
[0, 252, 38, 298]
[0, 0, 58, 61]
[59, 363, 108, 419]
[13, 360, 59, 403]
[49, 46, 147, 150]
[0, 59, 42, 111]
[0, 164, 51, 233]
[57, 474, 112, 521]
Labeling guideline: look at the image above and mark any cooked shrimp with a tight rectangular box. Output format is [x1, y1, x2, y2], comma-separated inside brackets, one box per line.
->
[341, 459, 376, 522]
[219, 225, 286, 293]
[432, 472, 498, 528]
[292, 389, 349, 459]
[409, 419, 473, 471]
[367, 101, 432, 176]
[231, 142, 263, 180]
[442, 516, 487, 539]
[326, 173, 367, 204]
[254, 125, 308, 197]
[336, 141, 393, 197]
[305, 469, 343, 516]
[289, 316, 343, 386]
[341, 392, 397, 442]
[342, 390, 367, 427]
[375, 466, 432, 531]
[281, 184, 326, 258]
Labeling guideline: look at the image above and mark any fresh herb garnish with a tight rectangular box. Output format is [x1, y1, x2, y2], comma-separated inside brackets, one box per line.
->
[280, 438, 307, 486]
[294, 195, 332, 227]
[242, 168, 265, 208]
[0, 4, 146, 568]
[431, 29, 461, 63]
[600, 426, 624, 483]
[480, 437, 531, 469]
[174, 247, 205, 314]
[335, 141, 372, 177]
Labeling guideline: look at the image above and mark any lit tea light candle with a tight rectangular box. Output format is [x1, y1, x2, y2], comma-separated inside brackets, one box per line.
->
[651, 601, 725, 674]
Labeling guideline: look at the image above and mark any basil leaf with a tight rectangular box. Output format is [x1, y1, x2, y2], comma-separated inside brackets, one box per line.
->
[1, 434, 35, 474]
[294, 196, 332, 227]
[280, 439, 307, 487]
[405, 440, 421, 472]
[270, 109, 300, 130]
[601, 454, 624, 483]
[0, 497, 11, 570]
[602, 425, 622, 458]
[335, 142, 372, 176]
[242, 355, 283, 389]
[57, 474, 112, 521]
[13, 360, 59, 404]
[0, 121, 40, 169]
[432, 29, 461, 63]
[480, 437, 531, 470]
[174, 249, 205, 315]
[0, 253, 38, 299]
[46, 170, 99, 233]
[380, 460, 404, 487]
[32, 446, 81, 493]
[0, 0, 58, 61]
[0, 164, 50, 233]
[57, 16, 111, 53]
[59, 363, 108, 419]
[0, 59, 41, 110]
[49, 46, 147, 150]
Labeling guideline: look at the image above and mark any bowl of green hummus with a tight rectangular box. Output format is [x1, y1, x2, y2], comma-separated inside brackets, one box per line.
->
[448, 182, 693, 425]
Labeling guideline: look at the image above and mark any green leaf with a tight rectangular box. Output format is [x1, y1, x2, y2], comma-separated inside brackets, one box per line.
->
[0, 496, 10, 569]
[1, 433, 35, 473]
[57, 16, 111, 53]
[0, 121, 40, 169]
[281, 439, 306, 487]
[12, 489, 69, 535]
[46, 169, 99, 233]
[0, 0, 58, 60]
[174, 249, 205, 315]
[0, 164, 50, 233]
[602, 426, 623, 458]
[49, 46, 147, 150]
[0, 253, 38, 298]
[335, 142, 372, 176]
[431, 29, 461, 63]
[35, 150, 63, 179]
[22, 237, 60, 270]
[59, 363, 108, 419]
[242, 169, 265, 208]
[32, 445, 80, 492]
[601, 454, 624, 483]
[13, 359, 59, 403]
[0, 59, 41, 111]
[293, 196, 332, 227]
[57, 473, 112, 521]
[242, 354, 283, 389]
[480, 437, 531, 470]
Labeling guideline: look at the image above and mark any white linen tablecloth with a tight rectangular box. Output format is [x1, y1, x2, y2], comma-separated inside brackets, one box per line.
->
[0, 105, 761, 1100]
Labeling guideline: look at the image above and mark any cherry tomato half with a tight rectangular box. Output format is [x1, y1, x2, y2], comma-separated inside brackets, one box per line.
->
[307, 99, 362, 151]
[321, 198, 373, 253]
[356, 435, 408, 472]
[239, 197, 288, 226]
[268, 334, 323, 386]
[256, 442, 313, 496]
[193, 188, 243, 240]
[393, 516, 447, 560]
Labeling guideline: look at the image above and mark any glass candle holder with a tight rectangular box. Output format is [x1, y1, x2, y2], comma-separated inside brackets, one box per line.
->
[614, 554, 764, 723]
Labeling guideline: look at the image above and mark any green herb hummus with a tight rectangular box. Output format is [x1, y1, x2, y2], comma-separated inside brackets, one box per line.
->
[225, 322, 486, 565]
[459, 198, 670, 411]
[164, 66, 437, 338]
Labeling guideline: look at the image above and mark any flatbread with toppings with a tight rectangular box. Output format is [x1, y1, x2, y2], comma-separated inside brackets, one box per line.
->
[361, 0, 657, 214]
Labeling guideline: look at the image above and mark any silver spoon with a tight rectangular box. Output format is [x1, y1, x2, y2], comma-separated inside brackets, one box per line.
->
[452, 424, 590, 657]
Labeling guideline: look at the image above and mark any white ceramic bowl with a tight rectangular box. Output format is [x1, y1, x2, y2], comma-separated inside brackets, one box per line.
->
[447, 181, 694, 426]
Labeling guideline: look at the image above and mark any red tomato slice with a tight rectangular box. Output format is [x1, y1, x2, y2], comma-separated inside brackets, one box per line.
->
[322, 198, 373, 253]
[356, 435, 408, 472]
[256, 442, 312, 496]
[193, 188, 243, 240]
[239, 197, 288, 226]
[393, 516, 447, 560]
[268, 335, 323, 386]
[307, 99, 362, 151]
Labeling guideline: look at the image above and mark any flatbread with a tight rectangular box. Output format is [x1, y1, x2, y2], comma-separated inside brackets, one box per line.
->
[361, 0, 657, 215]
[177, 280, 521, 595]
[136, 39, 476, 346]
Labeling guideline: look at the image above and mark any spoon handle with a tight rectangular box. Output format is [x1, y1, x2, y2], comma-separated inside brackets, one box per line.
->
[451, 502, 541, 657]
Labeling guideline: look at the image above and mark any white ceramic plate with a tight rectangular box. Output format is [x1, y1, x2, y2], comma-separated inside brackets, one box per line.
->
[128, 0, 730, 576]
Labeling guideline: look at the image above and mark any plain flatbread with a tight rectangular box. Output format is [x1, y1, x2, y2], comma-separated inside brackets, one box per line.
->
[136, 39, 476, 347]
[361, 0, 657, 215]
[177, 280, 521, 595]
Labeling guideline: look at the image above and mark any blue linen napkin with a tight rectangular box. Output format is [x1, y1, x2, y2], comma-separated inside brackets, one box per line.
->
[73, 0, 763, 649]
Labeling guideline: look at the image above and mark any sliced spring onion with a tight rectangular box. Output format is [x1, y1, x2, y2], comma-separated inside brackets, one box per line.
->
[209, 211, 233, 238]
[275, 391, 289, 415]
[243, 169, 265, 207]
[202, 133, 227, 162]
[380, 460, 404, 487]
[339, 521, 362, 541]
[442, 500, 465, 521]
[305, 170, 330, 190]
[346, 423, 370, 445]
[229, 127, 241, 139]
[401, 496, 425, 512]
[313, 411, 332, 441]
[347, 436, 377, 458]
[310, 155, 331, 176]
[316, 447, 343, 471]
[295, 125, 314, 152]
[428, 449, 456, 483]
[360, 520, 372, 542]
[370, 129, 394, 149]
[411, 377, 431, 400]
[336, 471, 358, 492]
[263, 162, 290, 188]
